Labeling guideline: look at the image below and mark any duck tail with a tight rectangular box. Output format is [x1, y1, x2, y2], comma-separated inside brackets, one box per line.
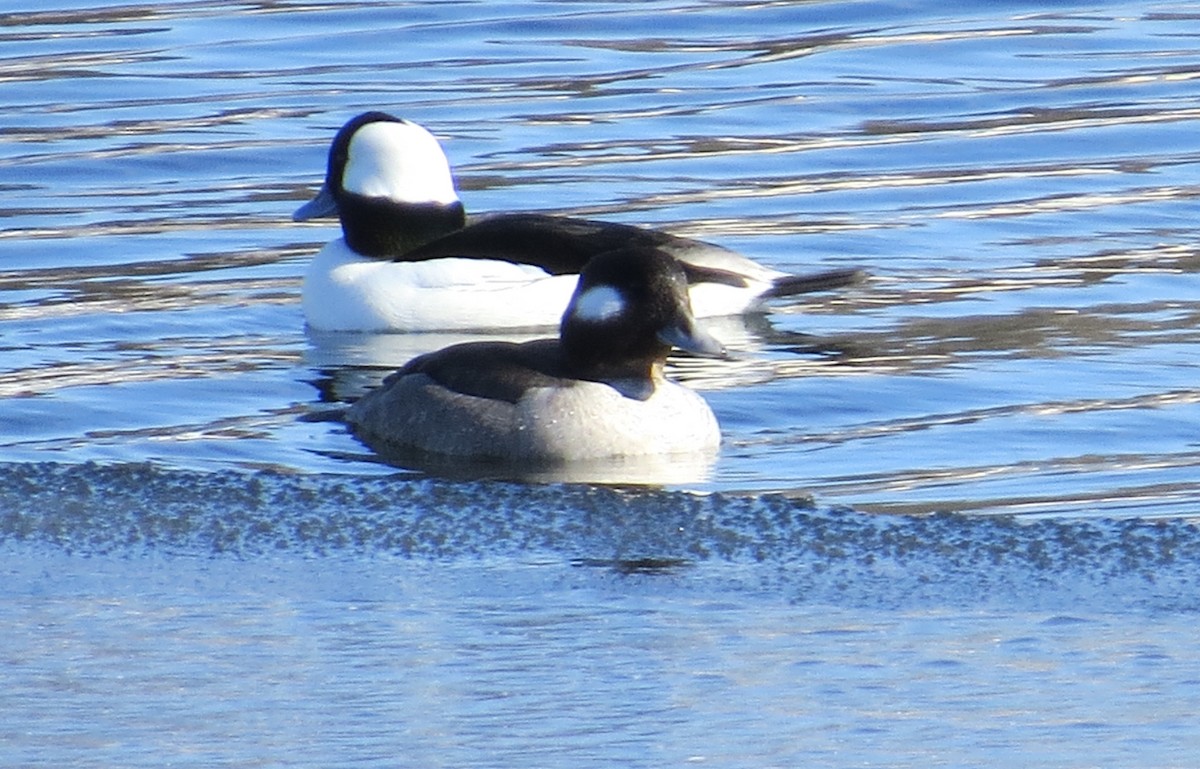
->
[762, 267, 867, 299]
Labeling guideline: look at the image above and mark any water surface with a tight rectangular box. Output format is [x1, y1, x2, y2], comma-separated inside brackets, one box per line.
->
[3, 2, 1200, 767]
[4, 0, 1200, 513]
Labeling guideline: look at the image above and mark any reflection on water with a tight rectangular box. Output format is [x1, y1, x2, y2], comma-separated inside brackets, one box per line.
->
[338, 442, 721, 487]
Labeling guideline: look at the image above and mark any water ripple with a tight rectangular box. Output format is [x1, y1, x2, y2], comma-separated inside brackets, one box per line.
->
[2, 2, 1200, 514]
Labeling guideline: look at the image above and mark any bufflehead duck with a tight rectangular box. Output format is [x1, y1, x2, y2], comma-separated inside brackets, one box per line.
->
[294, 111, 863, 332]
[345, 246, 724, 462]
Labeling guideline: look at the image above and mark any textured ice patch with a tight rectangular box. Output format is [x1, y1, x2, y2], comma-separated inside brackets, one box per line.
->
[3, 462, 1199, 612]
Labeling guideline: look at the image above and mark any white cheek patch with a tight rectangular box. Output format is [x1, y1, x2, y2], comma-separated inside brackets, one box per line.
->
[571, 285, 626, 322]
[342, 120, 459, 205]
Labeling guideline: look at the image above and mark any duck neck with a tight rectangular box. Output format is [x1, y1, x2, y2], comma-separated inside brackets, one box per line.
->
[562, 341, 667, 401]
[339, 195, 466, 258]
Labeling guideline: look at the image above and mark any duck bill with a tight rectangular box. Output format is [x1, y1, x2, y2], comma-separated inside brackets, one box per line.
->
[292, 184, 339, 221]
[658, 319, 726, 358]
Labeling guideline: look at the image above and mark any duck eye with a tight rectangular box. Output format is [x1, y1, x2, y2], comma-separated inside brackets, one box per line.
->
[570, 285, 625, 322]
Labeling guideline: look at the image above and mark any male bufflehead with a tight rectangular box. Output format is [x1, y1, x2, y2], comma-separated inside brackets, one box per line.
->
[345, 247, 724, 462]
[294, 111, 863, 332]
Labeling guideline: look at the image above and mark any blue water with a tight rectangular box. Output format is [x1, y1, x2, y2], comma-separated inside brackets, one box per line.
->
[3, 1, 1200, 766]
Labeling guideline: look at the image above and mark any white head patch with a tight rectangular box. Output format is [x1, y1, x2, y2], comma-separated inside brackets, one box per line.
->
[342, 120, 459, 205]
[570, 285, 626, 323]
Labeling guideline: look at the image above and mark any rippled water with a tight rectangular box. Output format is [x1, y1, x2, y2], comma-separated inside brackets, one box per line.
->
[4, 0, 1200, 513]
[4, 2, 1200, 767]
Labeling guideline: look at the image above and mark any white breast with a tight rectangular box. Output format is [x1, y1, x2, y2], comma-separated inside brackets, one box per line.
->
[514, 379, 720, 460]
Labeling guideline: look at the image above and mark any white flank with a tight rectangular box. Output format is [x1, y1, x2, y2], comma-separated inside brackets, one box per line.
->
[302, 244, 580, 331]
